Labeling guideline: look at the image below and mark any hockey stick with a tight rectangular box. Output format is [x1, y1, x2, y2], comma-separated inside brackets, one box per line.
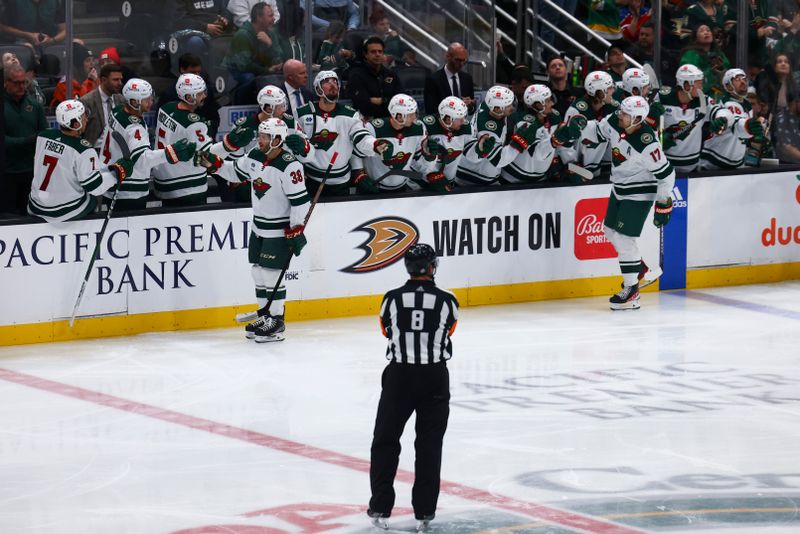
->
[69, 131, 130, 327]
[235, 151, 339, 324]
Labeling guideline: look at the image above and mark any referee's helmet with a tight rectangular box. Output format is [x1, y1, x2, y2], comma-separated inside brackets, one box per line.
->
[404, 243, 439, 275]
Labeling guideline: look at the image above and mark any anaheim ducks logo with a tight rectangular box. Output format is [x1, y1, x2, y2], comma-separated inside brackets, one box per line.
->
[341, 216, 419, 273]
[252, 177, 271, 198]
[385, 151, 412, 169]
[311, 129, 339, 150]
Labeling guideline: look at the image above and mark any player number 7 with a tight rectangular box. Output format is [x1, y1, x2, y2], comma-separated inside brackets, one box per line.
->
[40, 155, 58, 191]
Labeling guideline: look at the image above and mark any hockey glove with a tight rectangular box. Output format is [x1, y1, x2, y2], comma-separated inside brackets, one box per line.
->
[374, 139, 394, 161]
[552, 122, 580, 147]
[745, 118, 765, 141]
[223, 125, 255, 152]
[661, 132, 676, 151]
[424, 138, 447, 160]
[109, 158, 133, 182]
[645, 101, 665, 127]
[475, 134, 496, 157]
[352, 169, 380, 194]
[709, 116, 728, 135]
[165, 139, 197, 164]
[653, 197, 673, 228]
[426, 171, 452, 193]
[285, 225, 307, 256]
[284, 133, 310, 156]
[196, 150, 223, 172]
[509, 123, 537, 152]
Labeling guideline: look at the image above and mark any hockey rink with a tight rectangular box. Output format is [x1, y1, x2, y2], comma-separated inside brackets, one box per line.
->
[1, 281, 799, 534]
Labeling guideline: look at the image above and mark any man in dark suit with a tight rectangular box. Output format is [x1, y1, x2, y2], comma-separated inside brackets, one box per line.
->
[424, 42, 475, 115]
[79, 63, 124, 147]
[283, 59, 313, 120]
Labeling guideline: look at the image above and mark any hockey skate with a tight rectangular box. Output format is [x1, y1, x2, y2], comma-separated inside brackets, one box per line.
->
[367, 510, 389, 530]
[253, 314, 286, 343]
[637, 261, 663, 289]
[244, 315, 268, 340]
[416, 515, 434, 532]
[610, 283, 640, 310]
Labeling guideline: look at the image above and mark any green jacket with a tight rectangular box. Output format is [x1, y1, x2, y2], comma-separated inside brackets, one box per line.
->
[224, 22, 284, 75]
[680, 48, 730, 97]
[3, 92, 47, 173]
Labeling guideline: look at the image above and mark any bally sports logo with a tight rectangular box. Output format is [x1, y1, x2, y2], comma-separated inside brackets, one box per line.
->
[341, 216, 419, 273]
[574, 198, 617, 260]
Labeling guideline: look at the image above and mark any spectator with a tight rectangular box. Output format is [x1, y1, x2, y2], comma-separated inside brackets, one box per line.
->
[773, 93, 800, 162]
[775, 11, 800, 70]
[680, 24, 731, 96]
[79, 63, 125, 147]
[538, 0, 578, 46]
[587, 0, 625, 41]
[228, 0, 280, 28]
[278, 1, 307, 62]
[685, 0, 733, 34]
[224, 2, 284, 102]
[605, 44, 629, 84]
[2, 64, 46, 216]
[545, 56, 581, 117]
[423, 42, 475, 115]
[748, 1, 779, 65]
[283, 58, 313, 120]
[757, 52, 797, 117]
[50, 44, 96, 108]
[399, 49, 427, 71]
[346, 36, 402, 120]
[370, 12, 403, 67]
[158, 53, 220, 137]
[621, 0, 652, 43]
[627, 21, 679, 86]
[316, 21, 353, 74]
[2, 51, 20, 70]
[0, 0, 67, 49]
[170, 0, 231, 60]
[298, 0, 359, 31]
[97, 47, 135, 83]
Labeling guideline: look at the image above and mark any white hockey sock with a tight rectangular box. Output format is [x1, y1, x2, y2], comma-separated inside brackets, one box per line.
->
[260, 267, 286, 316]
[604, 226, 642, 287]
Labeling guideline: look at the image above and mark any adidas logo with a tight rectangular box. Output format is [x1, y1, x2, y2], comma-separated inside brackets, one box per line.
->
[670, 186, 687, 208]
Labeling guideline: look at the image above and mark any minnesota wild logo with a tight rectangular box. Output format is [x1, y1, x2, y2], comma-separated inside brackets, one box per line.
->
[311, 129, 339, 150]
[442, 148, 463, 162]
[581, 138, 602, 149]
[252, 177, 271, 199]
[611, 147, 627, 165]
[385, 151, 412, 169]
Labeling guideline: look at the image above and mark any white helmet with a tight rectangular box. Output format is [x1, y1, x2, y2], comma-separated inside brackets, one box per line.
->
[620, 96, 650, 126]
[523, 84, 552, 109]
[176, 73, 206, 105]
[676, 64, 704, 87]
[722, 68, 747, 91]
[257, 85, 287, 115]
[314, 70, 339, 100]
[388, 93, 417, 122]
[56, 99, 86, 130]
[258, 118, 289, 149]
[122, 78, 153, 110]
[438, 96, 468, 120]
[484, 85, 515, 111]
[584, 71, 614, 97]
[622, 68, 650, 96]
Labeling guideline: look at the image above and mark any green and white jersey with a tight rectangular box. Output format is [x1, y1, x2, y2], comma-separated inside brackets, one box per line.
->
[501, 110, 562, 183]
[559, 97, 619, 177]
[660, 86, 711, 173]
[153, 102, 229, 200]
[597, 114, 675, 202]
[294, 102, 376, 186]
[98, 105, 167, 201]
[28, 129, 117, 222]
[230, 112, 299, 160]
[357, 117, 425, 191]
[456, 102, 520, 186]
[700, 94, 753, 170]
[418, 114, 473, 182]
[215, 148, 310, 238]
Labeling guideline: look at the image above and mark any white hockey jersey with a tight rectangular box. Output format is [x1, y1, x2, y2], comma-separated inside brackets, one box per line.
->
[558, 97, 619, 177]
[28, 129, 118, 222]
[417, 114, 473, 183]
[700, 94, 754, 170]
[660, 86, 711, 174]
[456, 102, 521, 186]
[500, 109, 561, 184]
[214, 148, 310, 238]
[98, 105, 167, 200]
[357, 117, 426, 191]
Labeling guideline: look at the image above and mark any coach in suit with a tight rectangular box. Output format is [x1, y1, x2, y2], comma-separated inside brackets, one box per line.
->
[283, 59, 313, 120]
[423, 42, 475, 115]
[80, 63, 124, 146]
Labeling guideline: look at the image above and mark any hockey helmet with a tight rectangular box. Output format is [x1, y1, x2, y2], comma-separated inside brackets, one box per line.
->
[438, 96, 468, 129]
[619, 96, 650, 126]
[584, 71, 614, 98]
[523, 84, 553, 110]
[484, 85, 515, 116]
[258, 117, 289, 149]
[314, 70, 339, 100]
[122, 78, 153, 111]
[257, 85, 288, 116]
[722, 68, 747, 95]
[388, 93, 418, 125]
[622, 68, 650, 96]
[404, 243, 439, 275]
[176, 73, 207, 105]
[676, 64, 704, 88]
[56, 99, 86, 131]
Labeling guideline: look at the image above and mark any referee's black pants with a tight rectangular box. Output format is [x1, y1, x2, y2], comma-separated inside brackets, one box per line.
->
[369, 361, 450, 520]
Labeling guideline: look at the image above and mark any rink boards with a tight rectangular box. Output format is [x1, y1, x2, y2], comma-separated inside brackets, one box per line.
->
[1, 170, 798, 345]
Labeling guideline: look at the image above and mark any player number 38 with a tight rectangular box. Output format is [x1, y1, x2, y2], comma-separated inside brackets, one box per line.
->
[290, 170, 303, 184]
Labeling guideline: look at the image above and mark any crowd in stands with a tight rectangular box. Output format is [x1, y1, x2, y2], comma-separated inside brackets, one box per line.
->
[3, 0, 800, 221]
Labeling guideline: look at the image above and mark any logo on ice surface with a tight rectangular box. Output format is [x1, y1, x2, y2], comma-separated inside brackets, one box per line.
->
[574, 198, 617, 260]
[342, 216, 419, 273]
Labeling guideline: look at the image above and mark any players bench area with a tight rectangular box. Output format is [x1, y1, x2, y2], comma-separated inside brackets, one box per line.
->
[1, 162, 798, 346]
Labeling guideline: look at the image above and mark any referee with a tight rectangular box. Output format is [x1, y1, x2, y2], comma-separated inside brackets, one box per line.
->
[367, 243, 459, 531]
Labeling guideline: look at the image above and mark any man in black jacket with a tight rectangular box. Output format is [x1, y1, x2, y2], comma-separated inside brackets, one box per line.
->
[424, 42, 475, 115]
[346, 36, 402, 120]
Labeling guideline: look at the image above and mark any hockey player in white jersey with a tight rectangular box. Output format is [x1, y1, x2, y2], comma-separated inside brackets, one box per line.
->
[98, 78, 196, 211]
[284, 70, 392, 196]
[418, 97, 472, 192]
[660, 64, 722, 174]
[357, 94, 426, 193]
[618, 68, 666, 131]
[598, 96, 675, 310]
[699, 68, 765, 170]
[154, 73, 254, 206]
[28, 99, 132, 222]
[198, 118, 310, 342]
[456, 85, 532, 187]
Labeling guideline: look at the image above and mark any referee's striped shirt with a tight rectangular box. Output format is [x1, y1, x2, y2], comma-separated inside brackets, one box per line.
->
[379, 280, 459, 364]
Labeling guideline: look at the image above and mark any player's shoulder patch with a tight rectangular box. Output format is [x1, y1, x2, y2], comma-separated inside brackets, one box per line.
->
[523, 113, 536, 123]
[575, 100, 588, 112]
[282, 152, 296, 162]
[659, 86, 672, 96]
[641, 132, 654, 145]
[187, 113, 201, 122]
[484, 119, 499, 132]
[235, 116, 248, 126]
[549, 109, 562, 122]
[423, 115, 436, 126]
[80, 139, 92, 148]
[371, 117, 385, 128]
